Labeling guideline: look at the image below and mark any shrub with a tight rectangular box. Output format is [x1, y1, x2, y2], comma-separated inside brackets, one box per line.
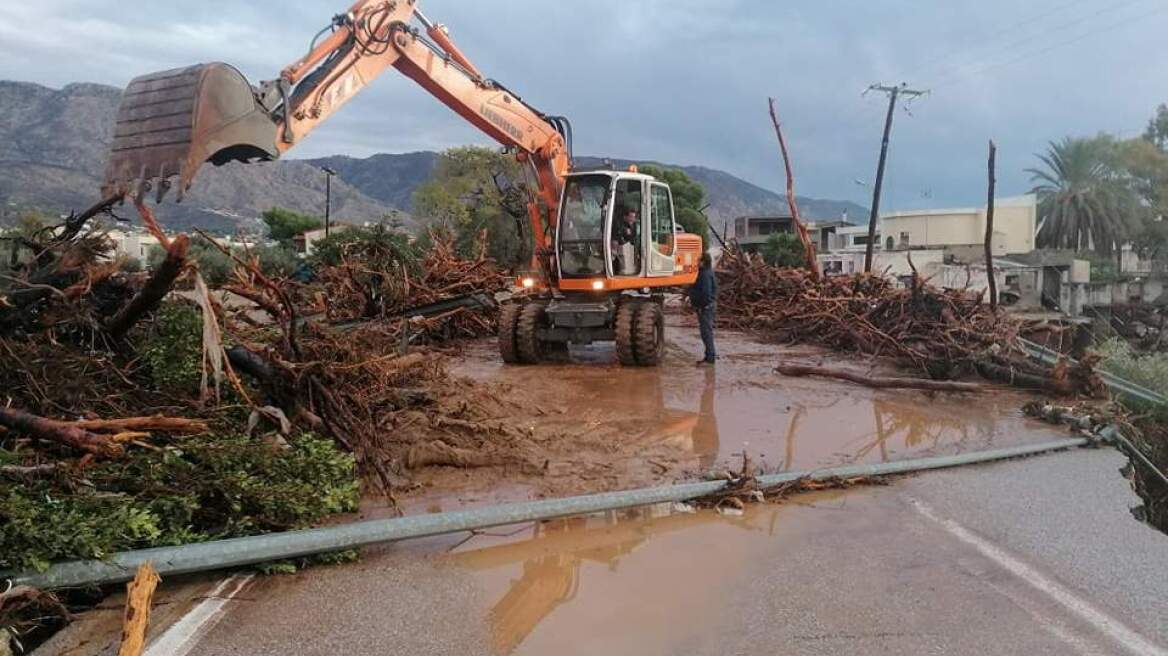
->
[140, 301, 204, 396]
[254, 244, 299, 279]
[0, 433, 358, 572]
[1096, 338, 1168, 397]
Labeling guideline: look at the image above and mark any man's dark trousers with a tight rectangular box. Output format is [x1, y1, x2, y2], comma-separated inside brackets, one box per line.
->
[698, 303, 716, 362]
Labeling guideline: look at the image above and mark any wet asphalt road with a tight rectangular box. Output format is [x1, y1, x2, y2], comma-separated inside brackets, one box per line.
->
[183, 444, 1168, 656]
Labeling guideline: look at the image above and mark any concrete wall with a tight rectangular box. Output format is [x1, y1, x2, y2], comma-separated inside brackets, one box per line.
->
[1070, 259, 1091, 284]
[932, 264, 1042, 310]
[819, 249, 945, 278]
[1083, 278, 1168, 307]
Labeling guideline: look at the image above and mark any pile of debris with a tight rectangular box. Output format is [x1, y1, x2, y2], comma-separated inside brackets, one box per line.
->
[0, 204, 521, 578]
[296, 227, 510, 344]
[716, 247, 1104, 396]
[210, 227, 524, 495]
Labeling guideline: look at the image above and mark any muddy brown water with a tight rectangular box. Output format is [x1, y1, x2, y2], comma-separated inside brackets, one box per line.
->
[444, 500, 804, 656]
[450, 317, 1071, 475]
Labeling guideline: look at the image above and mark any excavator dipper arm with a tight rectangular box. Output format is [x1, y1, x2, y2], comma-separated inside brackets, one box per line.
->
[102, 0, 569, 268]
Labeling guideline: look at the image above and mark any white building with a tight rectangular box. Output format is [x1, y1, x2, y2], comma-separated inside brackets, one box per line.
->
[108, 229, 160, 263]
[880, 195, 1037, 256]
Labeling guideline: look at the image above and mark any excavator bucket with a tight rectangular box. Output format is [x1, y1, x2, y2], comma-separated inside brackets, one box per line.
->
[102, 63, 281, 202]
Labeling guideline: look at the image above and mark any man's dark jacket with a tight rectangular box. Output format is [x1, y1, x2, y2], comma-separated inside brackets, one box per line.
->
[689, 266, 717, 308]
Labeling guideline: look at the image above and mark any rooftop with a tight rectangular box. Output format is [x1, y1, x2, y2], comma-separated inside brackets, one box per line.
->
[883, 195, 1036, 220]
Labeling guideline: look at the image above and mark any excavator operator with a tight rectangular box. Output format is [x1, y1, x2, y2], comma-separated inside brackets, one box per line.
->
[611, 207, 641, 275]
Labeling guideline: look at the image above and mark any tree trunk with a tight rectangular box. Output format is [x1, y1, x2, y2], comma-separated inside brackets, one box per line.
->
[105, 233, 189, 339]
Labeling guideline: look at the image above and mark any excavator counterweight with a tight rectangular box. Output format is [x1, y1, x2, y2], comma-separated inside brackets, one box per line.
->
[102, 63, 280, 201]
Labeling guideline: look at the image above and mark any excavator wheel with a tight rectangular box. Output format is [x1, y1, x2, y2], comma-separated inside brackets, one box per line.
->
[498, 303, 523, 364]
[633, 302, 665, 366]
[614, 301, 638, 366]
[516, 303, 547, 364]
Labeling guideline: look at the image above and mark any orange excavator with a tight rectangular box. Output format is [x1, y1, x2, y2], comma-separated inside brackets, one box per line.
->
[101, 0, 702, 366]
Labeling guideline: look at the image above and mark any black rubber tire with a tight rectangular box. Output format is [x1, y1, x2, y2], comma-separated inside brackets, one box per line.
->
[614, 301, 638, 366]
[498, 303, 522, 364]
[516, 303, 546, 364]
[633, 301, 665, 366]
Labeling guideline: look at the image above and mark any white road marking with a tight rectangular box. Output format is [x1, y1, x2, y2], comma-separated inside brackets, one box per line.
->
[144, 574, 254, 656]
[911, 498, 1168, 656]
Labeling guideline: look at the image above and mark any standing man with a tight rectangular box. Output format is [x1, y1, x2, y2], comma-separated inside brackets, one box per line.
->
[689, 252, 717, 365]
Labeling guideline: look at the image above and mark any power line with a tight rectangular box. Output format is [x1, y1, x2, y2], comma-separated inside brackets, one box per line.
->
[932, 2, 1168, 89]
[902, 0, 1098, 82]
[923, 0, 1149, 85]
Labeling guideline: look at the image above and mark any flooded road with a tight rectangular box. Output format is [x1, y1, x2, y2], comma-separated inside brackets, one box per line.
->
[452, 316, 1071, 474]
[54, 319, 1168, 656]
[186, 449, 1168, 655]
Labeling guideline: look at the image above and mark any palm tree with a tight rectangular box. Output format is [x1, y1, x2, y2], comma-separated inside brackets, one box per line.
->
[1028, 137, 1139, 256]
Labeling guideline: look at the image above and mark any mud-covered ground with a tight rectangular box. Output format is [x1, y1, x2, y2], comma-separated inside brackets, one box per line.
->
[385, 310, 1077, 514]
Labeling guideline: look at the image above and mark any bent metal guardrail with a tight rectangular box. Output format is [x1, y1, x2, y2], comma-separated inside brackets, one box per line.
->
[4, 438, 1086, 590]
[1018, 338, 1168, 407]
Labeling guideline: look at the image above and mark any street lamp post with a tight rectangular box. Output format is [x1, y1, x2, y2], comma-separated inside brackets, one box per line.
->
[321, 166, 337, 237]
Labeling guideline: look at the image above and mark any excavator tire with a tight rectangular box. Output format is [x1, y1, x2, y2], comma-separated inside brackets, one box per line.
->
[498, 303, 523, 364]
[614, 301, 638, 366]
[516, 303, 546, 364]
[633, 301, 665, 366]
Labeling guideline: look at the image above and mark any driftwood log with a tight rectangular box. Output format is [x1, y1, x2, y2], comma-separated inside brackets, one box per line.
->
[776, 363, 986, 392]
[117, 563, 161, 656]
[0, 407, 122, 458]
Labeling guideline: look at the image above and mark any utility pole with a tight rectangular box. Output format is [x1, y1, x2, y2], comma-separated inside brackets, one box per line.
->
[985, 140, 998, 313]
[863, 83, 926, 273]
[321, 166, 337, 237]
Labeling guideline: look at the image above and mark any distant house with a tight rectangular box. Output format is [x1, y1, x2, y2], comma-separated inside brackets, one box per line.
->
[108, 229, 160, 263]
[880, 195, 1037, 256]
[733, 214, 858, 254]
[806, 219, 854, 253]
[294, 225, 352, 256]
[833, 224, 880, 252]
[732, 215, 793, 252]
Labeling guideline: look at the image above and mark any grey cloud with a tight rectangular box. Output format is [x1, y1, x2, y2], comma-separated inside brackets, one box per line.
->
[1, 0, 1165, 210]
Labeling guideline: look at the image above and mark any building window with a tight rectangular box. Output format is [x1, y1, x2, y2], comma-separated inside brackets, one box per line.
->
[900, 231, 911, 247]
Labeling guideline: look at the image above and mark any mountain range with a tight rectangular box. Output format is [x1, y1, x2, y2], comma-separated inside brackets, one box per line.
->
[0, 79, 866, 234]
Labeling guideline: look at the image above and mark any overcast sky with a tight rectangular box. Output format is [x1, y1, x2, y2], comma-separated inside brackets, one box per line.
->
[2, 0, 1166, 211]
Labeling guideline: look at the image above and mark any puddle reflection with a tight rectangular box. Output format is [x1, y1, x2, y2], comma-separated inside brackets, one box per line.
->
[450, 501, 795, 654]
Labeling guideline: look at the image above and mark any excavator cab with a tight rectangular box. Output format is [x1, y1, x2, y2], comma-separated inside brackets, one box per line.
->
[554, 170, 701, 287]
[498, 169, 703, 367]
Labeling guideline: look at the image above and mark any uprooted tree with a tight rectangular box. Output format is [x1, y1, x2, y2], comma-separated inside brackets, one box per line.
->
[716, 245, 1106, 397]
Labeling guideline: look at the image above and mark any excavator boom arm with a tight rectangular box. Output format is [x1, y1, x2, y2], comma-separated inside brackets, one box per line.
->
[103, 0, 570, 270]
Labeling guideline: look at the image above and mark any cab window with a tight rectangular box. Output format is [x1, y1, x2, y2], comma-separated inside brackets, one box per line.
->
[650, 183, 675, 256]
[558, 175, 610, 277]
[611, 178, 643, 276]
